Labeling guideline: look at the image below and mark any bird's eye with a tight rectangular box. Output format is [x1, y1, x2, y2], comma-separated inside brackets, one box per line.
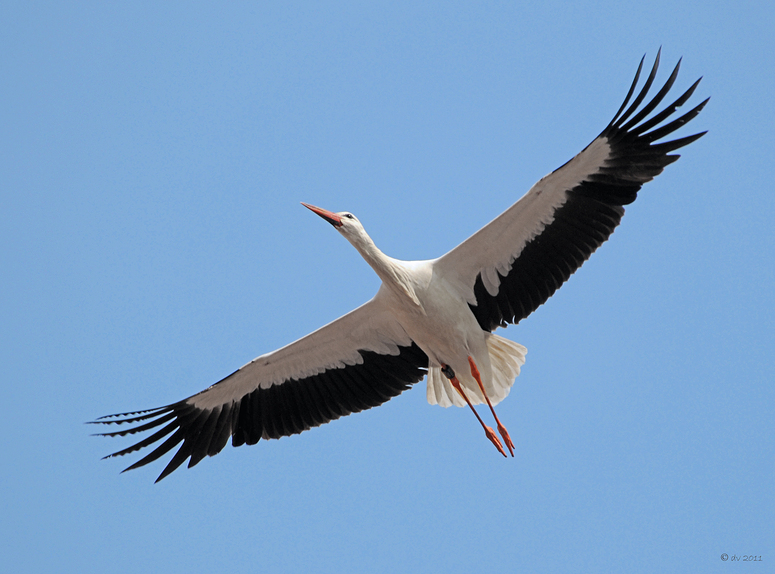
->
[344, 213, 354, 219]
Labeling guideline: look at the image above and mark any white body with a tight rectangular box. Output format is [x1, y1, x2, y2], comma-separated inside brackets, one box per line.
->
[192, 216, 528, 413]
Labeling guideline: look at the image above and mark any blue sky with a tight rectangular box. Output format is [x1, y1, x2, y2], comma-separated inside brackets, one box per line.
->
[2, 2, 773, 573]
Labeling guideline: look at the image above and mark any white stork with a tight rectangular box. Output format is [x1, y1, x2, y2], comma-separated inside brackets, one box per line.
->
[93, 52, 707, 482]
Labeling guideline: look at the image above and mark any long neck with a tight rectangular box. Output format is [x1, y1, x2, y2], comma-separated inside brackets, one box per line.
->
[347, 229, 422, 307]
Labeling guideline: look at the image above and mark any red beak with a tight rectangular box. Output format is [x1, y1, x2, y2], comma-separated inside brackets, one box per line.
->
[301, 202, 343, 228]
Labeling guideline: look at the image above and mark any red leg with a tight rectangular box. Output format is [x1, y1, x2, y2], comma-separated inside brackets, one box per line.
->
[468, 356, 515, 457]
[441, 364, 506, 457]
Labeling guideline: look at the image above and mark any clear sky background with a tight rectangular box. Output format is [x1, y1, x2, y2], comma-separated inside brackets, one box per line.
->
[2, 2, 773, 573]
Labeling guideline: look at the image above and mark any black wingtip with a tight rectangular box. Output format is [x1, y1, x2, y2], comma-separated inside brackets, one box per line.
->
[609, 54, 646, 126]
[91, 407, 166, 422]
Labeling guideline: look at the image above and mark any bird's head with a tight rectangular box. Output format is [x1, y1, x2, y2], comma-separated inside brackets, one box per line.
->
[301, 202, 365, 240]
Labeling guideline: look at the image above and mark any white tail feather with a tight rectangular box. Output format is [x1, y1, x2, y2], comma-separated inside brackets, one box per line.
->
[426, 334, 527, 408]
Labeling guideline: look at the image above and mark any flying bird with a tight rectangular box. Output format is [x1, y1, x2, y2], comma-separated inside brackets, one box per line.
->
[93, 52, 707, 482]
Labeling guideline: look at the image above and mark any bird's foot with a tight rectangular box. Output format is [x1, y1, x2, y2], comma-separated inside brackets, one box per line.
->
[484, 425, 507, 457]
[497, 423, 515, 457]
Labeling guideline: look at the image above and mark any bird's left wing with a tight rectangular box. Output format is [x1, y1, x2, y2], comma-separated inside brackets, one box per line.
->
[434, 52, 708, 332]
[92, 291, 428, 482]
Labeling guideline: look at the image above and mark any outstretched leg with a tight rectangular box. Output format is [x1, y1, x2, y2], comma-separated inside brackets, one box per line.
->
[468, 356, 515, 457]
[441, 364, 506, 457]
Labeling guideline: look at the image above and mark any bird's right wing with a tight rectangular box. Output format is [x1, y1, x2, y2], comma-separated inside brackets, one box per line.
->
[434, 51, 707, 332]
[91, 290, 428, 482]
